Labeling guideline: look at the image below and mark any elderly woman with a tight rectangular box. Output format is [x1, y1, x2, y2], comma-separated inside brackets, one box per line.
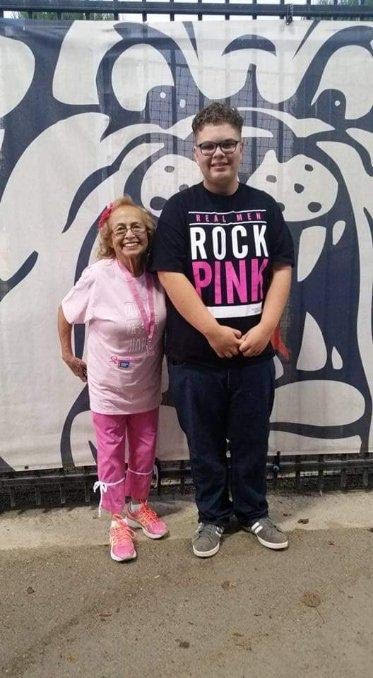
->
[58, 196, 168, 562]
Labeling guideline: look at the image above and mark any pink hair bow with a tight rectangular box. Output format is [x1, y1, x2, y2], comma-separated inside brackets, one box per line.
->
[98, 203, 113, 229]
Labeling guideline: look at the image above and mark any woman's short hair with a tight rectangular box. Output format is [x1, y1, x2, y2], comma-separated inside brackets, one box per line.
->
[97, 195, 155, 260]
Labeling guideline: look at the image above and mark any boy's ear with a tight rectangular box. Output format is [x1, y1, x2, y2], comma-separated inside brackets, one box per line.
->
[193, 146, 199, 164]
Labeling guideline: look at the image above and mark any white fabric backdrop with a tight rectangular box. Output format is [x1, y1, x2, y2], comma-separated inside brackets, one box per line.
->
[0, 19, 372, 470]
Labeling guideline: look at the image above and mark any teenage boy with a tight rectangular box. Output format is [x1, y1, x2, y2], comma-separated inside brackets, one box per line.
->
[150, 102, 294, 558]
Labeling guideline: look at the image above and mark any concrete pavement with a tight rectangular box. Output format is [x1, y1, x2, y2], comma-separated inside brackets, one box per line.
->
[1, 491, 372, 677]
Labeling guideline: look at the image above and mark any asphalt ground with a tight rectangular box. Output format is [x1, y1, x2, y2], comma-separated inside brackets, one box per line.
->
[1, 492, 372, 678]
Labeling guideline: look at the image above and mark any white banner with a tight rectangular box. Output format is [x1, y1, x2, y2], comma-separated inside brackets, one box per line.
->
[0, 19, 372, 470]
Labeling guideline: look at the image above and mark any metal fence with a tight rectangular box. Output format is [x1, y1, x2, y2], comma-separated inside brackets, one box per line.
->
[1, 452, 372, 513]
[2, 0, 373, 21]
[0, 0, 372, 509]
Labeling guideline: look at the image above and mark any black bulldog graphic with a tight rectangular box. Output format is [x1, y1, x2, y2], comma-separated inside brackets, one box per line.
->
[0, 19, 371, 470]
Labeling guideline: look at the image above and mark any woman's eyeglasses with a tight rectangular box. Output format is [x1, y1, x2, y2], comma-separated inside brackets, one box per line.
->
[113, 224, 147, 237]
[196, 139, 240, 157]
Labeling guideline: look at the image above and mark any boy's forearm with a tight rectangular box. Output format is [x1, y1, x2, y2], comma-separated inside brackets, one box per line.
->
[157, 271, 219, 338]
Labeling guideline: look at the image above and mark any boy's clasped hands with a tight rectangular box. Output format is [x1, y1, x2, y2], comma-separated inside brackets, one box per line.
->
[205, 321, 273, 359]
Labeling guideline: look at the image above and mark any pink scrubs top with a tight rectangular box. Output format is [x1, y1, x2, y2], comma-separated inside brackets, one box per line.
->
[62, 258, 166, 415]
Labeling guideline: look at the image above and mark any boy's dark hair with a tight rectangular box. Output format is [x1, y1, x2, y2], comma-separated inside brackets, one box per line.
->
[192, 102, 243, 136]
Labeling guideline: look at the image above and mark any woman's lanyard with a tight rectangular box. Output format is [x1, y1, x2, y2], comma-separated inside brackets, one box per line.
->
[117, 261, 155, 352]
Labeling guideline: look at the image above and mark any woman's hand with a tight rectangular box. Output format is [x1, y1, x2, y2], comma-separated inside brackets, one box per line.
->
[62, 353, 87, 382]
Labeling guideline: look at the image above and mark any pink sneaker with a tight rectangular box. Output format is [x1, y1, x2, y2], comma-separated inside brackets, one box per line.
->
[109, 515, 137, 562]
[125, 503, 169, 539]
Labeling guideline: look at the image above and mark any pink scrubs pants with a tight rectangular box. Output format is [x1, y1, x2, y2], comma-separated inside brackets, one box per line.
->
[92, 408, 159, 515]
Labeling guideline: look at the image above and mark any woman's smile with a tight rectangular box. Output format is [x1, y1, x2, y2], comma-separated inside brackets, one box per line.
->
[121, 240, 141, 249]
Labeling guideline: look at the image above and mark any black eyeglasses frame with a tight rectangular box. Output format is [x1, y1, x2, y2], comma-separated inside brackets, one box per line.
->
[196, 139, 241, 157]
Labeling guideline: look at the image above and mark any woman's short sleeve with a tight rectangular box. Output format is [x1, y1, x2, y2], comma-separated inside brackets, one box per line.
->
[61, 266, 96, 324]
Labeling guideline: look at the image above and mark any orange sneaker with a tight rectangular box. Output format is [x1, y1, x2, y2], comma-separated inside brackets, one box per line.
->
[125, 503, 168, 539]
[109, 515, 137, 562]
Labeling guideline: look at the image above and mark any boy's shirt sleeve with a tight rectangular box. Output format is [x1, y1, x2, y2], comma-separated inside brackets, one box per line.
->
[61, 265, 96, 324]
[268, 200, 295, 267]
[149, 195, 188, 274]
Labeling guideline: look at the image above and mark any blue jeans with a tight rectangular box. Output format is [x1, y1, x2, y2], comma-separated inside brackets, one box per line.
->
[168, 358, 275, 527]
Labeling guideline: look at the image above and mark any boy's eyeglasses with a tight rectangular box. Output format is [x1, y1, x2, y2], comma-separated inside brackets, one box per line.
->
[196, 139, 240, 156]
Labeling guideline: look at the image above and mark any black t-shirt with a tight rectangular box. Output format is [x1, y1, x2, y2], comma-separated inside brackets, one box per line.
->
[149, 182, 294, 366]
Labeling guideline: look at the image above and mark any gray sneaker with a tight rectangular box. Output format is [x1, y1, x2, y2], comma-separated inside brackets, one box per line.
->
[192, 523, 224, 558]
[243, 517, 288, 550]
